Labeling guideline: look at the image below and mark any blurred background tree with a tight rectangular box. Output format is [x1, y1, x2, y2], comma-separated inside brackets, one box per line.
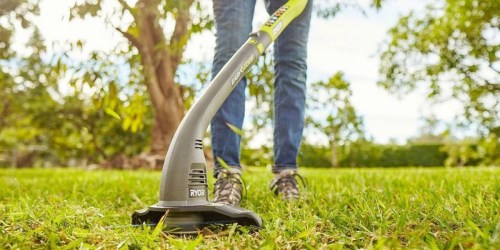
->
[379, 0, 500, 165]
[306, 72, 365, 167]
[0, 0, 153, 167]
[0, 0, 52, 167]
[68, 0, 213, 168]
[1, 0, 498, 168]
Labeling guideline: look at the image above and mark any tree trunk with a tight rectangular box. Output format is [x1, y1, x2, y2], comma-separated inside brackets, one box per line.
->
[331, 140, 339, 168]
[131, 0, 188, 168]
[150, 94, 185, 157]
[115, 0, 212, 169]
[349, 145, 356, 167]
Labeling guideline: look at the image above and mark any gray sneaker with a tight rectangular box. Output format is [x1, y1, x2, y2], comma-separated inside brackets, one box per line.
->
[213, 169, 244, 206]
[270, 170, 307, 201]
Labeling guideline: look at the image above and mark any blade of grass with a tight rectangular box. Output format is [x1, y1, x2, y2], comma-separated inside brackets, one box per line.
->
[186, 235, 203, 250]
[226, 123, 244, 136]
[152, 211, 168, 238]
[216, 157, 232, 171]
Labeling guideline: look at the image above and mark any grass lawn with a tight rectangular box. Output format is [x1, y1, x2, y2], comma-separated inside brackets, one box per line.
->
[1, 167, 499, 249]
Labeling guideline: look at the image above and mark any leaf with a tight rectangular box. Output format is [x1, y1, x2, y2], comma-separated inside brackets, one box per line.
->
[131, 118, 141, 133]
[76, 40, 83, 50]
[122, 117, 132, 131]
[104, 108, 121, 120]
[372, 0, 383, 9]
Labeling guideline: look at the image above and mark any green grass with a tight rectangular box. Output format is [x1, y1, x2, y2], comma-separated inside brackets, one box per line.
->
[1, 167, 499, 249]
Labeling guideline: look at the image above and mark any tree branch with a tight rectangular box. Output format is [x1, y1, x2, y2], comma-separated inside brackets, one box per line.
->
[142, 53, 168, 124]
[169, 0, 194, 72]
[115, 27, 142, 50]
[87, 116, 108, 160]
[484, 80, 500, 92]
[489, 63, 500, 74]
[0, 100, 10, 132]
[116, 0, 135, 17]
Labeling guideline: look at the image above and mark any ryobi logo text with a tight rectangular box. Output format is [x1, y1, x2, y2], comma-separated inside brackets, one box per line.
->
[231, 54, 255, 86]
[189, 188, 205, 198]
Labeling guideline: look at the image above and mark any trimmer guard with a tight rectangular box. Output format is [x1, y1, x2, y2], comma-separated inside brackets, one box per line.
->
[132, 204, 262, 233]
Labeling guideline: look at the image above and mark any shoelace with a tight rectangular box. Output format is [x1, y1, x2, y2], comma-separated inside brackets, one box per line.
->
[213, 170, 247, 205]
[270, 171, 308, 198]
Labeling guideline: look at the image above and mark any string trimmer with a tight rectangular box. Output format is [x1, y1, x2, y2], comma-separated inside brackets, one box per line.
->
[131, 0, 308, 233]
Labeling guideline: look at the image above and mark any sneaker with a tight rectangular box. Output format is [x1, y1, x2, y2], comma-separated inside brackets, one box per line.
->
[270, 170, 307, 201]
[213, 169, 244, 206]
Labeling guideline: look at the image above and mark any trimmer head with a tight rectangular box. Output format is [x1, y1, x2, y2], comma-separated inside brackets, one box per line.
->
[132, 204, 262, 233]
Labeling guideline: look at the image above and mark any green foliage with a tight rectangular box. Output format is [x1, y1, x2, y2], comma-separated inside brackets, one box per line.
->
[347, 142, 451, 167]
[479, 133, 500, 165]
[242, 71, 366, 168]
[246, 53, 275, 133]
[0, 0, 216, 167]
[296, 141, 483, 168]
[442, 140, 481, 167]
[1, 167, 499, 248]
[0, 5, 152, 166]
[297, 142, 331, 167]
[0, 0, 38, 31]
[0, 4, 61, 166]
[240, 145, 273, 167]
[307, 72, 365, 167]
[307, 73, 365, 142]
[239, 53, 275, 162]
[379, 0, 500, 164]
[67, 0, 215, 160]
[314, 0, 385, 18]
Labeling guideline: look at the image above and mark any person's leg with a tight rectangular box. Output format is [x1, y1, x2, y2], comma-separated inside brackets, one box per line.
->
[265, 0, 313, 173]
[211, 0, 256, 177]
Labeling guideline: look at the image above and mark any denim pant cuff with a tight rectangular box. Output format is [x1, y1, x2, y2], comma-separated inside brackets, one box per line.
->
[213, 165, 242, 178]
[272, 165, 298, 174]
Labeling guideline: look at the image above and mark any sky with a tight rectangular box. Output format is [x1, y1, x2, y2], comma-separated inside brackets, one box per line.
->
[26, 0, 463, 144]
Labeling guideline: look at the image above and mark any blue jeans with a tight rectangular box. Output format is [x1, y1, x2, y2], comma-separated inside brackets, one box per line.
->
[211, 0, 312, 176]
